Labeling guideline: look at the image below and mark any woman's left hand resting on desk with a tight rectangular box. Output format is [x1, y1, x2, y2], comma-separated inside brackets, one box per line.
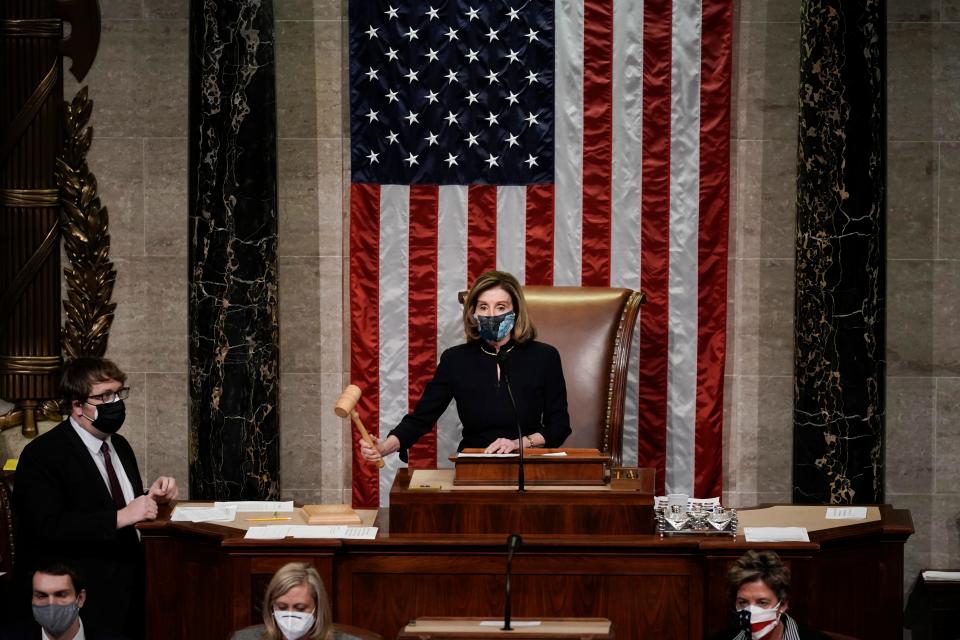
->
[484, 432, 545, 454]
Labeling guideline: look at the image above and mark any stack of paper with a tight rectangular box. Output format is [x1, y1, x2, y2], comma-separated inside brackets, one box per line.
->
[743, 527, 809, 542]
[171, 505, 238, 523]
[922, 570, 960, 582]
[244, 525, 378, 540]
[215, 500, 294, 512]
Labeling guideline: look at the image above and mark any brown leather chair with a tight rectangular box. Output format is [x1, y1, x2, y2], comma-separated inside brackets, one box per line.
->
[462, 286, 644, 466]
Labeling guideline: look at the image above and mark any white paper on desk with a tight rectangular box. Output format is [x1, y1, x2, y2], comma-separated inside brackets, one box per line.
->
[922, 570, 960, 581]
[215, 500, 294, 512]
[171, 505, 237, 523]
[540, 451, 567, 457]
[744, 527, 809, 542]
[244, 525, 289, 540]
[479, 621, 541, 627]
[457, 452, 519, 458]
[825, 507, 867, 520]
[339, 527, 378, 540]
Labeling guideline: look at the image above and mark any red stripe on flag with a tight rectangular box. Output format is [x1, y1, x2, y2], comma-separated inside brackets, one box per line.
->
[525, 184, 555, 285]
[637, 0, 672, 495]
[467, 185, 497, 281]
[349, 183, 381, 508]
[581, 0, 614, 286]
[407, 186, 439, 469]
[695, 0, 733, 498]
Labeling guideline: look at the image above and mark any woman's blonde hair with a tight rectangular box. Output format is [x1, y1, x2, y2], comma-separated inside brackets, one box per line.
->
[260, 562, 333, 640]
[462, 270, 536, 343]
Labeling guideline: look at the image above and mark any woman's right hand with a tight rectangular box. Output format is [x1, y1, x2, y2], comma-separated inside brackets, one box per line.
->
[360, 434, 400, 461]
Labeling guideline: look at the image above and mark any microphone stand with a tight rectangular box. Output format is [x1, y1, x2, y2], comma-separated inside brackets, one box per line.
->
[502, 533, 522, 630]
[497, 349, 524, 492]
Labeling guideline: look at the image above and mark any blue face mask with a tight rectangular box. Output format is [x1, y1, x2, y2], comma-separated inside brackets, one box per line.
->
[475, 311, 516, 342]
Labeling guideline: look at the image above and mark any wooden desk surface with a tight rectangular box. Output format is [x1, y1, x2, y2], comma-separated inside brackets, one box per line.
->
[399, 617, 613, 640]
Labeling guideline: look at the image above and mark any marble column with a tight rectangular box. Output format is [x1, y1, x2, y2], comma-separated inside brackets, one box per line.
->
[188, 0, 280, 500]
[793, 0, 885, 503]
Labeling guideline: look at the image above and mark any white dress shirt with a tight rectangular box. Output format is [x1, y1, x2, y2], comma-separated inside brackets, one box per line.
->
[70, 416, 137, 506]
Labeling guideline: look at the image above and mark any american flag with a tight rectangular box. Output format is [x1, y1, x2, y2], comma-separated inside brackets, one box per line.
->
[348, 0, 732, 507]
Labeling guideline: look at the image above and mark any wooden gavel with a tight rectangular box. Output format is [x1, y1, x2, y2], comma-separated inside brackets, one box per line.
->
[334, 384, 384, 469]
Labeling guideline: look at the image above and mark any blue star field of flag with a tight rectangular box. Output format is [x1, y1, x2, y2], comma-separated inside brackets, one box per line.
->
[349, 1, 555, 186]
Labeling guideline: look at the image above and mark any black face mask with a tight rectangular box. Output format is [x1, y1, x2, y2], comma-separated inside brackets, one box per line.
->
[83, 400, 126, 434]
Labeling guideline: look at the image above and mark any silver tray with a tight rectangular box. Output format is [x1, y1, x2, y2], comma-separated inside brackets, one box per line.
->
[655, 505, 738, 538]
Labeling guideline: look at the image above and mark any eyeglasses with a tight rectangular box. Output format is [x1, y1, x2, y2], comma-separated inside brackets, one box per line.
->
[87, 387, 130, 403]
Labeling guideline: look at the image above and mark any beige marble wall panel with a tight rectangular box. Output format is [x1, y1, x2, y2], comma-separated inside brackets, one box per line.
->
[933, 261, 960, 376]
[277, 20, 320, 139]
[314, 21, 344, 140]
[737, 139, 796, 260]
[888, 0, 940, 21]
[735, 20, 800, 142]
[279, 138, 321, 257]
[935, 377, 960, 492]
[276, 0, 342, 21]
[938, 143, 960, 258]
[934, 25, 960, 141]
[279, 258, 323, 373]
[98, 0, 141, 19]
[722, 374, 738, 496]
[279, 373, 324, 493]
[108, 257, 188, 372]
[319, 256, 344, 374]
[728, 140, 739, 259]
[736, 0, 798, 22]
[885, 377, 935, 495]
[734, 375, 793, 495]
[946, 0, 960, 21]
[888, 24, 935, 142]
[144, 137, 188, 257]
[886, 260, 934, 377]
[932, 494, 960, 569]
[734, 259, 794, 377]
[118, 371, 148, 484]
[317, 139, 345, 257]
[144, 373, 189, 492]
[86, 138, 144, 257]
[66, 20, 188, 139]
[143, 0, 188, 20]
[320, 371, 348, 495]
[887, 142, 937, 260]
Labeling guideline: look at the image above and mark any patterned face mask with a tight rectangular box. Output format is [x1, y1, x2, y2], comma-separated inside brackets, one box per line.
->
[475, 311, 516, 342]
[737, 602, 782, 640]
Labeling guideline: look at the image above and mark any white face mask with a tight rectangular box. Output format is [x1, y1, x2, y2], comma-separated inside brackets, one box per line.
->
[738, 602, 781, 640]
[273, 610, 316, 640]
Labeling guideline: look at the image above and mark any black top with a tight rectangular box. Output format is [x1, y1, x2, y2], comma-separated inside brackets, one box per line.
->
[388, 339, 571, 461]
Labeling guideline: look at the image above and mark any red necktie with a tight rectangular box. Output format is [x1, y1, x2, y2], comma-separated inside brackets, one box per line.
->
[100, 441, 127, 509]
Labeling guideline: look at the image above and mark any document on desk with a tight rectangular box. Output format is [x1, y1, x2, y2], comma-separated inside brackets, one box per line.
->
[744, 527, 809, 542]
[215, 500, 295, 512]
[825, 507, 867, 520]
[244, 525, 379, 540]
[479, 621, 541, 627]
[171, 505, 238, 522]
[922, 570, 960, 582]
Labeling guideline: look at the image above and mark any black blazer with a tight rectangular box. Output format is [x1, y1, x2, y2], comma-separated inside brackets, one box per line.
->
[0, 620, 130, 640]
[12, 419, 146, 639]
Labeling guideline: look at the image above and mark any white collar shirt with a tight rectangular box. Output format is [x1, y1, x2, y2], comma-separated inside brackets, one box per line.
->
[70, 416, 136, 506]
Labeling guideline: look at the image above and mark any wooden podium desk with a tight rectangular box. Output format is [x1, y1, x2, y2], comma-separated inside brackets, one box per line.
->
[140, 488, 912, 640]
[398, 617, 614, 640]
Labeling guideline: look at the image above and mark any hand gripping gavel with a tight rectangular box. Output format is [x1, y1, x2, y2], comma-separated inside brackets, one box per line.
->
[334, 384, 384, 469]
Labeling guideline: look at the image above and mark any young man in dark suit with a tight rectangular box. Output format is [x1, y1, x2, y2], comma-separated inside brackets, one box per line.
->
[0, 563, 129, 640]
[12, 357, 178, 640]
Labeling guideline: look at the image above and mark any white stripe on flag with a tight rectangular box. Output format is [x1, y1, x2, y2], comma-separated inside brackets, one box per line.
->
[666, 0, 702, 495]
[496, 186, 527, 279]
[553, 0, 584, 286]
[436, 185, 469, 467]
[611, 0, 645, 465]
[379, 185, 409, 506]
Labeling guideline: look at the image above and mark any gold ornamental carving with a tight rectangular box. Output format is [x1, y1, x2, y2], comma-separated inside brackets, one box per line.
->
[55, 86, 117, 361]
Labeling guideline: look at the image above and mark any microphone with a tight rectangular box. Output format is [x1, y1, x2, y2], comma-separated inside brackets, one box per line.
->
[501, 533, 522, 630]
[496, 349, 524, 492]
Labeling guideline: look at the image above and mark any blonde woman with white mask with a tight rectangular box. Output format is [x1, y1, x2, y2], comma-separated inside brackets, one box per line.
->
[231, 563, 362, 640]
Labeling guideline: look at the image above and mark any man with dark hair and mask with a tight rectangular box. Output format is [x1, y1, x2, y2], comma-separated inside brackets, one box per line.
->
[0, 563, 128, 640]
[12, 357, 178, 640]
